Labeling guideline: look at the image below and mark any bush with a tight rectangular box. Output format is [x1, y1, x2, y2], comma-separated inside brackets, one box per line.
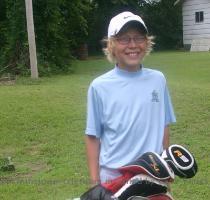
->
[0, 0, 90, 76]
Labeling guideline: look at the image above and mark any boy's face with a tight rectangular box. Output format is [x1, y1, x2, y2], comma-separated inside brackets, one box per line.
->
[113, 28, 147, 71]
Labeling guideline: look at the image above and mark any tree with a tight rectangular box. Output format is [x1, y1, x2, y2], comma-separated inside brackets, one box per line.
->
[142, 0, 182, 49]
[0, 0, 28, 75]
[0, 0, 182, 76]
[87, 0, 182, 52]
[0, 0, 91, 76]
[0, 0, 7, 54]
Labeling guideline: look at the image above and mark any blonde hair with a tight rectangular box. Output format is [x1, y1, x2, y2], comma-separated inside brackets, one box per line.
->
[102, 35, 155, 63]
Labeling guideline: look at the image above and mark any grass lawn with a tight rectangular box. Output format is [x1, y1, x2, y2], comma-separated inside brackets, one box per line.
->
[0, 51, 210, 199]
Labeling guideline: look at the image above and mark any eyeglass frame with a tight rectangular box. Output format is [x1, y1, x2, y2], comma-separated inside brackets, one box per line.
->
[114, 35, 146, 45]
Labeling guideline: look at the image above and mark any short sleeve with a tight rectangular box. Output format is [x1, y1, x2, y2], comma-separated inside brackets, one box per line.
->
[164, 85, 176, 126]
[85, 84, 102, 138]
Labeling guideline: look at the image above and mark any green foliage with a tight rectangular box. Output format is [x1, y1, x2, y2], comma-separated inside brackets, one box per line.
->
[0, 0, 91, 76]
[0, 0, 183, 75]
[87, 0, 182, 52]
[0, 0, 28, 74]
[33, 0, 70, 74]
[0, 157, 15, 172]
[141, 0, 183, 49]
[0, 0, 7, 50]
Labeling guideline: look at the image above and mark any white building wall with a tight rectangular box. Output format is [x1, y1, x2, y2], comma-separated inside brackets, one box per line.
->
[182, 0, 210, 48]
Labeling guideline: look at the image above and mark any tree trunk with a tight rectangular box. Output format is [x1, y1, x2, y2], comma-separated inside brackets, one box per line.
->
[25, 0, 38, 78]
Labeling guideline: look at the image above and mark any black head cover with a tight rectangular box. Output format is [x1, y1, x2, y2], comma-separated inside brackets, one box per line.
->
[119, 152, 174, 181]
[80, 185, 113, 200]
[127, 196, 149, 200]
[161, 144, 198, 178]
[127, 193, 174, 200]
[113, 174, 168, 200]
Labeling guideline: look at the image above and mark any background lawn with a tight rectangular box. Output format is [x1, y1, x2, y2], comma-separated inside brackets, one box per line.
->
[0, 51, 210, 199]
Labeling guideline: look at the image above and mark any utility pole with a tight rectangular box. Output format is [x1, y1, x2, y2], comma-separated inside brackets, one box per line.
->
[25, 0, 38, 78]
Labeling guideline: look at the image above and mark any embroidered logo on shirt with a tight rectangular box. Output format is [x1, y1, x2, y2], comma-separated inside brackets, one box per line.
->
[151, 90, 159, 102]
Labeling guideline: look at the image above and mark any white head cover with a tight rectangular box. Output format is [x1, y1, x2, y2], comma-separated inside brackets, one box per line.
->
[108, 11, 148, 38]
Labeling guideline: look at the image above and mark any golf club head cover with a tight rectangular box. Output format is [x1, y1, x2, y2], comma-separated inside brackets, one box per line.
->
[102, 171, 134, 193]
[119, 152, 174, 182]
[102, 152, 174, 193]
[113, 174, 168, 200]
[161, 144, 198, 178]
[148, 192, 174, 200]
[127, 196, 149, 200]
[127, 192, 174, 200]
[80, 184, 113, 200]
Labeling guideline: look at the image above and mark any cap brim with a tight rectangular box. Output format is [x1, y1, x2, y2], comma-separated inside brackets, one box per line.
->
[117, 20, 148, 35]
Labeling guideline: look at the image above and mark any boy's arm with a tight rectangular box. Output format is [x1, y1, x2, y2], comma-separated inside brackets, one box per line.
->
[85, 135, 100, 186]
[163, 125, 170, 150]
[163, 125, 172, 192]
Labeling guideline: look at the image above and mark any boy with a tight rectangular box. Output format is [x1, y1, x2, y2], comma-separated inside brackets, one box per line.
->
[85, 11, 176, 186]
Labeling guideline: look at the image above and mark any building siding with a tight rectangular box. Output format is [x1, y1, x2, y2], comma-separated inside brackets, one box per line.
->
[182, 0, 210, 46]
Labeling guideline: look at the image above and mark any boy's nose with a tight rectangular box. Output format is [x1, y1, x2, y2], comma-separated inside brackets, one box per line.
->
[128, 38, 138, 47]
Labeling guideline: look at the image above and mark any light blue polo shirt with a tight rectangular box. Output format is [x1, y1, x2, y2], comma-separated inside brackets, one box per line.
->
[85, 66, 176, 181]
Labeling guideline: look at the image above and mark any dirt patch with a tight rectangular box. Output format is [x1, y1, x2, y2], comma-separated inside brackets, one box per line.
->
[1, 144, 52, 181]
[19, 162, 51, 178]
[25, 145, 42, 156]
[0, 161, 52, 184]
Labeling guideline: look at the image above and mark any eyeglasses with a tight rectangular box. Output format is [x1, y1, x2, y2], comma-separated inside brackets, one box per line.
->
[115, 36, 146, 45]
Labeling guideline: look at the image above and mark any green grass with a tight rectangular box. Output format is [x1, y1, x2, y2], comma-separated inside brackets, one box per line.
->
[0, 51, 210, 199]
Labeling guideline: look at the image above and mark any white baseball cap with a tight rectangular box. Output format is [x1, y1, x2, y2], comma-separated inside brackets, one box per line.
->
[108, 11, 148, 38]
